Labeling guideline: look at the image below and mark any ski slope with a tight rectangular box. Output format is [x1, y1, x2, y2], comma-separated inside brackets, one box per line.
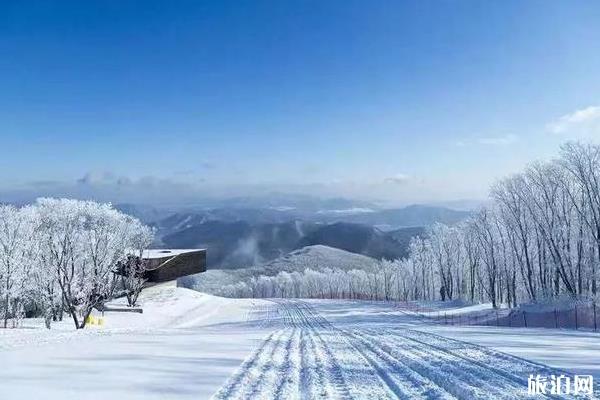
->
[1, 286, 599, 399]
[213, 299, 597, 400]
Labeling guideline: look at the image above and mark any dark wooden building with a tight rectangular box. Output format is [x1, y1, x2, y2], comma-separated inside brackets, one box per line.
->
[142, 249, 206, 283]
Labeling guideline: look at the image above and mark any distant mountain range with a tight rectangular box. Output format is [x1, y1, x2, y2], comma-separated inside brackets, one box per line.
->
[116, 201, 470, 269]
[297, 223, 424, 261]
[335, 204, 469, 229]
[116, 199, 471, 227]
[159, 219, 425, 268]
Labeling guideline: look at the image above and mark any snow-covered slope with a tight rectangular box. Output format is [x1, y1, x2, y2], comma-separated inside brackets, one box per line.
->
[181, 245, 378, 295]
[0, 285, 269, 400]
[0, 283, 263, 351]
[2, 287, 599, 400]
[261, 244, 378, 272]
[104, 283, 262, 329]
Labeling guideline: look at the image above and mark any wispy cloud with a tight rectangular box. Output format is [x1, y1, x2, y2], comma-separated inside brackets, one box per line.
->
[477, 134, 518, 146]
[77, 171, 121, 185]
[455, 134, 518, 147]
[384, 173, 411, 185]
[547, 105, 600, 138]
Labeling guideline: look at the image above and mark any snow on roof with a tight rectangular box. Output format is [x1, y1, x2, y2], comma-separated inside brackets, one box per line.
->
[141, 249, 205, 259]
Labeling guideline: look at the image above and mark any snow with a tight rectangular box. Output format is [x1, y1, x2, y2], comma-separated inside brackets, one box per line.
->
[308, 300, 600, 380]
[1, 287, 599, 399]
[216, 299, 600, 399]
[104, 282, 253, 329]
[0, 284, 270, 399]
[423, 324, 600, 378]
[416, 301, 496, 316]
[141, 248, 205, 259]
[0, 323, 264, 399]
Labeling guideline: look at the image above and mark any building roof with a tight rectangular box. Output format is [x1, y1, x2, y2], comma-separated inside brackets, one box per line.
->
[141, 249, 206, 260]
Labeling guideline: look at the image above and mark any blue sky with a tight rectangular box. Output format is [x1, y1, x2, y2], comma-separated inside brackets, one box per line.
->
[1, 1, 600, 205]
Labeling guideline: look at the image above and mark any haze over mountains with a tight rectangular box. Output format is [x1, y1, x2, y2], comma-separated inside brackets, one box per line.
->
[116, 197, 471, 269]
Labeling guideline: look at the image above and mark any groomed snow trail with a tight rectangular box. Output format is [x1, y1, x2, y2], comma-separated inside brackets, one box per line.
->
[212, 300, 594, 400]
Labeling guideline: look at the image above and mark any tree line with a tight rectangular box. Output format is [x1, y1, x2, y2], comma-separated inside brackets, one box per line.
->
[218, 142, 600, 307]
[0, 198, 153, 329]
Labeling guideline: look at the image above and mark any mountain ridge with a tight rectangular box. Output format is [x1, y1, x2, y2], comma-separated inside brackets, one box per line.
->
[117, 203, 469, 269]
[179, 244, 380, 295]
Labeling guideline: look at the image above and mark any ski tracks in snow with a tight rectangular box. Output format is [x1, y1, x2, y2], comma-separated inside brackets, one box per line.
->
[212, 300, 594, 400]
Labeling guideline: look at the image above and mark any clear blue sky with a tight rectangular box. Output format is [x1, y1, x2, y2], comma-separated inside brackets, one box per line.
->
[1, 1, 600, 205]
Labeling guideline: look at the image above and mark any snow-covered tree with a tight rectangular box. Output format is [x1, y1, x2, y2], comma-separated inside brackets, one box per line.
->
[34, 198, 153, 329]
[0, 205, 35, 327]
[116, 222, 154, 307]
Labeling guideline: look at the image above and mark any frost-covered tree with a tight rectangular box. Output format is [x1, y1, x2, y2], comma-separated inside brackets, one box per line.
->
[0, 199, 153, 329]
[116, 223, 154, 307]
[116, 255, 148, 307]
[0, 205, 35, 328]
[34, 198, 153, 329]
[560, 142, 600, 295]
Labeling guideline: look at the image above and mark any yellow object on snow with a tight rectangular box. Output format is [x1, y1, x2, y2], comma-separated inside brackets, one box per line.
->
[84, 315, 105, 327]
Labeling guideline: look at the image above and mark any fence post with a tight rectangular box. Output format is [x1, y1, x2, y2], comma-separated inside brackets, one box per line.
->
[594, 302, 597, 332]
[523, 311, 527, 328]
[575, 305, 578, 330]
[496, 310, 499, 327]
